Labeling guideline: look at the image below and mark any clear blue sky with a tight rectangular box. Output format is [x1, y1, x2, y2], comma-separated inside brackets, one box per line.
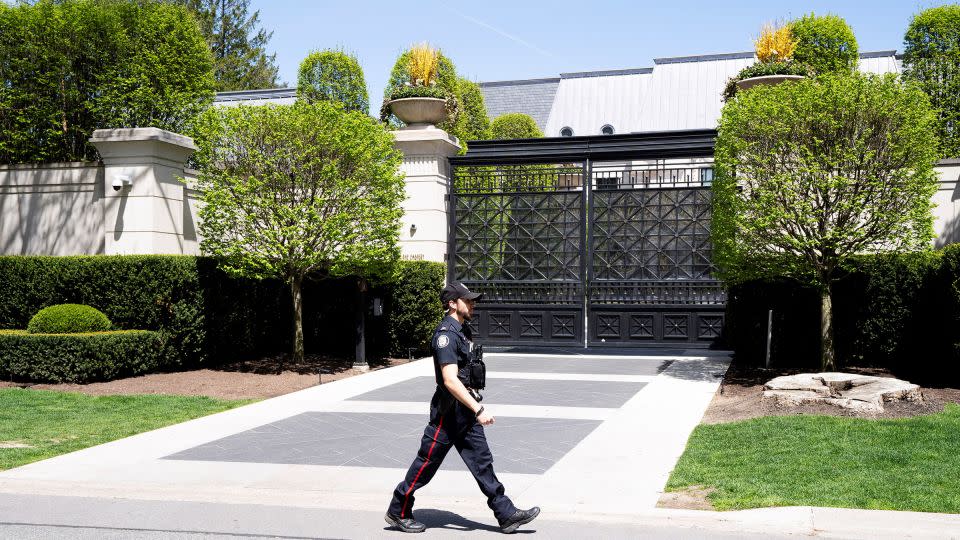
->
[256, 0, 939, 112]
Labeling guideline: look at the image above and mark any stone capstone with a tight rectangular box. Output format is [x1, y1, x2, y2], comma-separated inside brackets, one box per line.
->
[762, 372, 922, 412]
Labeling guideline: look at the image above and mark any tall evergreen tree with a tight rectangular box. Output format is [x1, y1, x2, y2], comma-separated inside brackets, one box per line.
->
[173, 0, 279, 90]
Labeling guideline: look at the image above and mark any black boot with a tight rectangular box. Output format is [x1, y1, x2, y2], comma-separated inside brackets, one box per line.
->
[498, 506, 540, 534]
[384, 512, 426, 533]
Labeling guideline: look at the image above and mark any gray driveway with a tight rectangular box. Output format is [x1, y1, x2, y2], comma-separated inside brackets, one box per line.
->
[0, 349, 732, 535]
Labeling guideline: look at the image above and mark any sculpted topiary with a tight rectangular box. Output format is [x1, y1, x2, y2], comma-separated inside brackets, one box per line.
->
[489, 113, 542, 140]
[27, 304, 112, 334]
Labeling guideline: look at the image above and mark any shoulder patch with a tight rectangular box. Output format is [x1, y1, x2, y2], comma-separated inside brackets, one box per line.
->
[437, 334, 450, 348]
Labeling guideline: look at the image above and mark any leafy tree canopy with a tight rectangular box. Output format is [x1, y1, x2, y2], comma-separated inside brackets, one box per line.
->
[191, 101, 404, 362]
[713, 73, 939, 368]
[172, 0, 279, 91]
[297, 49, 369, 113]
[0, 0, 214, 163]
[903, 4, 960, 158]
[489, 113, 543, 140]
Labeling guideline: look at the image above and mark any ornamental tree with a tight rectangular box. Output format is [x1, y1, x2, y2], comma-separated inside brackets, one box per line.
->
[489, 113, 543, 139]
[903, 4, 960, 158]
[790, 13, 859, 75]
[712, 73, 939, 370]
[297, 49, 369, 113]
[191, 101, 404, 364]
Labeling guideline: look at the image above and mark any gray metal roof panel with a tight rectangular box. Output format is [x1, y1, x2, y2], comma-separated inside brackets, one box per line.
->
[544, 72, 652, 136]
[480, 79, 560, 132]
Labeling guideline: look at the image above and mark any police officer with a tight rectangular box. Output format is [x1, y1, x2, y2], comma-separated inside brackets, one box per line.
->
[385, 282, 540, 534]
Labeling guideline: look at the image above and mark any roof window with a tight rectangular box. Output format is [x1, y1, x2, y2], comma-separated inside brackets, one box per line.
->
[601, 124, 615, 135]
[560, 127, 574, 137]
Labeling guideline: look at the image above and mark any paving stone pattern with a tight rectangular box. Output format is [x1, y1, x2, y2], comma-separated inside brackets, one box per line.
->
[484, 355, 671, 375]
[164, 412, 601, 474]
[348, 377, 647, 408]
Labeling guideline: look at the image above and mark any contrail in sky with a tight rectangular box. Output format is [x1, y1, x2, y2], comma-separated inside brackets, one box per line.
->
[445, 6, 554, 58]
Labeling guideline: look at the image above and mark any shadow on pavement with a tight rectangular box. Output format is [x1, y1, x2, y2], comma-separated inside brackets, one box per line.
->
[390, 509, 536, 534]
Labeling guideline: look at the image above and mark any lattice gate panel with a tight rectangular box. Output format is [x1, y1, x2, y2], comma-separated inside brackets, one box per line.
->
[450, 159, 726, 346]
[587, 162, 725, 344]
[451, 164, 586, 343]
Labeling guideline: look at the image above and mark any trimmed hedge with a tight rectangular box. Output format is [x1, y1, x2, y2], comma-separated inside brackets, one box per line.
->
[27, 304, 112, 334]
[725, 246, 960, 384]
[384, 261, 446, 357]
[0, 330, 161, 383]
[0, 256, 445, 369]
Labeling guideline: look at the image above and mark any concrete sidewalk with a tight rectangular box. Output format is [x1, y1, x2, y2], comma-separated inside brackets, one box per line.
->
[0, 350, 958, 539]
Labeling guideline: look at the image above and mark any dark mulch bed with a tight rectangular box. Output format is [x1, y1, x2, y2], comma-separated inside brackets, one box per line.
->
[1, 354, 411, 400]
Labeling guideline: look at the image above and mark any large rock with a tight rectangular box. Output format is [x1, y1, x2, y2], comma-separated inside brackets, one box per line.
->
[762, 373, 922, 412]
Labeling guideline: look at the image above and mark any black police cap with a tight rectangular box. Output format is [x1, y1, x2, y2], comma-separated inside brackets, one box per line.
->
[441, 282, 483, 305]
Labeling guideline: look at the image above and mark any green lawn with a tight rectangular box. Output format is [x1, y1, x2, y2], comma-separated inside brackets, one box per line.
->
[666, 404, 960, 513]
[0, 388, 255, 471]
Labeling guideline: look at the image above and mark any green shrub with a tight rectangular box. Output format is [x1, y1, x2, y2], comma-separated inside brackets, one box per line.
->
[27, 304, 112, 334]
[296, 49, 369, 113]
[489, 113, 543, 140]
[903, 5, 960, 158]
[0, 256, 259, 367]
[0, 330, 161, 383]
[454, 78, 491, 143]
[0, 256, 447, 367]
[384, 261, 446, 357]
[725, 248, 959, 384]
[388, 85, 449, 100]
[790, 13, 859, 75]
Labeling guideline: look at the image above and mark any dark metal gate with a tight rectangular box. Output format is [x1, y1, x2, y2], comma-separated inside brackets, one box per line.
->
[448, 131, 726, 347]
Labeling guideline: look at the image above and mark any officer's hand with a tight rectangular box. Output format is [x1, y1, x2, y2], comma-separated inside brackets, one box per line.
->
[477, 410, 495, 426]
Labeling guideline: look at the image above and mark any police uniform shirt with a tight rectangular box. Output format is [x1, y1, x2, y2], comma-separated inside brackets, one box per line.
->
[430, 315, 472, 422]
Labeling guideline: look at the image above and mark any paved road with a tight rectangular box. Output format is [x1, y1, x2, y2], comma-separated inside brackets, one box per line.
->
[0, 493, 803, 539]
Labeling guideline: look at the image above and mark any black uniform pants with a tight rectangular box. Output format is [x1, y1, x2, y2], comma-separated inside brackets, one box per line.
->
[388, 414, 517, 521]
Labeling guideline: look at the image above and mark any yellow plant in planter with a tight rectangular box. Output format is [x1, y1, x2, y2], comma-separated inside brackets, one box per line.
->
[754, 22, 797, 63]
[724, 22, 810, 100]
[408, 43, 440, 86]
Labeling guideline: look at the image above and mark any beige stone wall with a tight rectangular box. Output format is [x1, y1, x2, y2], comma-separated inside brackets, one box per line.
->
[0, 162, 105, 255]
[933, 159, 960, 248]
[2, 131, 957, 260]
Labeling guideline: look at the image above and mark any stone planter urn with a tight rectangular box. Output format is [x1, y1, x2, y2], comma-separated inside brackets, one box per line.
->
[735, 74, 805, 92]
[388, 97, 448, 129]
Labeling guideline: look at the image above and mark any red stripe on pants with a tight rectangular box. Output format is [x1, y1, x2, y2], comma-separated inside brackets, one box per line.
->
[401, 417, 443, 518]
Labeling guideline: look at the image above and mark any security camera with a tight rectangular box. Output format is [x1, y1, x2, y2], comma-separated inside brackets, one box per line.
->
[112, 174, 131, 191]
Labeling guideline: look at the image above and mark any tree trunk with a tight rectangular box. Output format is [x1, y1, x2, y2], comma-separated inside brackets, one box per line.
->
[820, 288, 836, 372]
[289, 275, 304, 371]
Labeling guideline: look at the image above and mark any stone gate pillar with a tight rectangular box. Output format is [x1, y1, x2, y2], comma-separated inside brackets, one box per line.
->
[392, 128, 461, 263]
[89, 128, 197, 255]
